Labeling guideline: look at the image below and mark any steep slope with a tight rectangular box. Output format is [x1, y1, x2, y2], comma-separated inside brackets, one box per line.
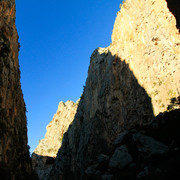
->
[32, 100, 79, 179]
[48, 0, 180, 179]
[0, 0, 33, 179]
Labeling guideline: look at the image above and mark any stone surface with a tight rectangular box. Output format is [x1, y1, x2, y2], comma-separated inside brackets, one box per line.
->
[111, 0, 180, 116]
[101, 174, 113, 180]
[32, 100, 79, 179]
[48, 0, 180, 179]
[85, 164, 101, 176]
[132, 132, 169, 156]
[31, 154, 54, 180]
[114, 130, 128, 145]
[0, 0, 33, 179]
[33, 100, 79, 158]
[136, 166, 149, 179]
[97, 154, 109, 164]
[46, 110, 180, 180]
[109, 145, 132, 169]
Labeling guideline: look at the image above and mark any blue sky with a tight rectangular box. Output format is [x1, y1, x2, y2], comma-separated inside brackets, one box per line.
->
[15, 0, 122, 153]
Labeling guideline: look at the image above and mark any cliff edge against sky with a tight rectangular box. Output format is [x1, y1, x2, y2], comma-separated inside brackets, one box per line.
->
[0, 0, 33, 179]
[32, 100, 79, 180]
[0, 0, 179, 179]
[48, 0, 180, 179]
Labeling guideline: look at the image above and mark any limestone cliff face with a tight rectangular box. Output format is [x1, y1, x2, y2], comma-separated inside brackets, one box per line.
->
[32, 100, 79, 179]
[111, 0, 180, 115]
[48, 0, 180, 179]
[33, 100, 79, 157]
[0, 0, 32, 179]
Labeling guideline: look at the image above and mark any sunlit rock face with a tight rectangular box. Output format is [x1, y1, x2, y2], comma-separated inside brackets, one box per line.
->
[111, 0, 180, 116]
[33, 100, 79, 157]
[47, 0, 180, 179]
[0, 0, 33, 179]
[32, 100, 79, 179]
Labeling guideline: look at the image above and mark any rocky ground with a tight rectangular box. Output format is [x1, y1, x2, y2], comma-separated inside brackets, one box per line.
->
[84, 108, 180, 180]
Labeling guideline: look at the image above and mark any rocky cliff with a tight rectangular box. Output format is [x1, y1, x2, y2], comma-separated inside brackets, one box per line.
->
[48, 0, 180, 179]
[111, 0, 180, 116]
[0, 0, 33, 179]
[32, 100, 79, 179]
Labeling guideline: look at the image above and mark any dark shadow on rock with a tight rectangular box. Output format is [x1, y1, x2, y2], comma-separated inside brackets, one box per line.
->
[166, 0, 180, 30]
[31, 153, 55, 180]
[0, 162, 39, 180]
[0, 1, 35, 178]
[46, 49, 155, 180]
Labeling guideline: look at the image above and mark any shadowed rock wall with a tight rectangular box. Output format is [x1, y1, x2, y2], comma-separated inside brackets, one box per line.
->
[0, 0, 33, 179]
[48, 50, 154, 180]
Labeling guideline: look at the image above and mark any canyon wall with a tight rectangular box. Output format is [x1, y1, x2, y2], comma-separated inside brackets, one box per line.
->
[48, 0, 180, 179]
[32, 100, 79, 180]
[111, 0, 180, 116]
[0, 0, 32, 179]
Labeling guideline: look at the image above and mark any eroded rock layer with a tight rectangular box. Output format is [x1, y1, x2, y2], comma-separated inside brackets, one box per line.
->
[48, 0, 180, 179]
[0, 0, 32, 179]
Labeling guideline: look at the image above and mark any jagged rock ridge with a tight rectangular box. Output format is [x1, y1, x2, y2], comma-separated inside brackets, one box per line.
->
[47, 0, 180, 179]
[32, 100, 79, 179]
[0, 0, 33, 179]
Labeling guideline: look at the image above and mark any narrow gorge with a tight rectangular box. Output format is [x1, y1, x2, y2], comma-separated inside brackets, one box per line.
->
[0, 0, 180, 180]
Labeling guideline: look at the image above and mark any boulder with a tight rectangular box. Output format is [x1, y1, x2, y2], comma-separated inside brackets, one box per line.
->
[109, 145, 132, 169]
[132, 133, 169, 156]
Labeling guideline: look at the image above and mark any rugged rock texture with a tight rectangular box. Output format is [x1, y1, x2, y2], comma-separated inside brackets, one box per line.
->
[0, 0, 33, 179]
[48, 0, 180, 179]
[31, 154, 54, 180]
[32, 100, 79, 179]
[83, 109, 180, 180]
[111, 0, 180, 116]
[33, 100, 79, 157]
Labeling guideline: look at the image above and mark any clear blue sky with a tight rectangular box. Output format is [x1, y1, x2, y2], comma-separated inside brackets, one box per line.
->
[15, 0, 122, 154]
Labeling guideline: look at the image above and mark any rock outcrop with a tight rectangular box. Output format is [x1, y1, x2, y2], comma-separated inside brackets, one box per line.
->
[0, 0, 33, 179]
[47, 0, 180, 179]
[32, 100, 79, 179]
[83, 109, 180, 180]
